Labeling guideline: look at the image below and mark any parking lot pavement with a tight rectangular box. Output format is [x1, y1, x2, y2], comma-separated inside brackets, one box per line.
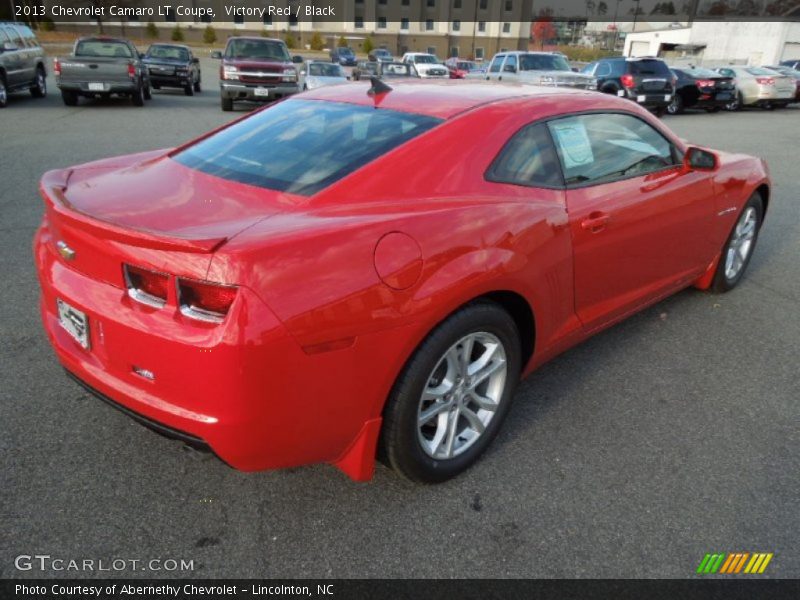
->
[1, 64, 798, 579]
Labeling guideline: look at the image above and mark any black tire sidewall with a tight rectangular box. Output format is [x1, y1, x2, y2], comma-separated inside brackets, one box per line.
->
[0, 78, 7, 108]
[712, 193, 764, 293]
[382, 302, 522, 483]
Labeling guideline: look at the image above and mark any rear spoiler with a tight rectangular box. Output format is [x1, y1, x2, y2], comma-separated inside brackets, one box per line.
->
[39, 169, 227, 254]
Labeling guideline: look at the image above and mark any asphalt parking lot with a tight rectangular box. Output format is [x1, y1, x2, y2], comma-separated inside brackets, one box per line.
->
[2, 60, 798, 579]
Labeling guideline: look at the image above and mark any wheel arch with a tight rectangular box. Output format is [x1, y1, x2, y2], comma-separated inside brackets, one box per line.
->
[755, 183, 770, 217]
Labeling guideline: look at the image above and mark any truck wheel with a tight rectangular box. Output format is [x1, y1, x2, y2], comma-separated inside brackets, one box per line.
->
[132, 84, 145, 106]
[193, 74, 201, 93]
[666, 93, 683, 114]
[221, 96, 233, 111]
[184, 83, 194, 96]
[0, 76, 7, 108]
[143, 82, 152, 100]
[31, 67, 47, 98]
[152, 83, 161, 90]
[61, 90, 78, 106]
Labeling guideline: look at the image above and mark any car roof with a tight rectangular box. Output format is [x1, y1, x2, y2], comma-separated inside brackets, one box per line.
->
[300, 80, 620, 120]
[229, 36, 283, 43]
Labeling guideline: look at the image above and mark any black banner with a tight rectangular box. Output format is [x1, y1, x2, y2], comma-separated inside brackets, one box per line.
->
[3, 579, 800, 600]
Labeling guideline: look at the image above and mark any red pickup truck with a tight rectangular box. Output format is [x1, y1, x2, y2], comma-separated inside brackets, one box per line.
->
[211, 36, 303, 111]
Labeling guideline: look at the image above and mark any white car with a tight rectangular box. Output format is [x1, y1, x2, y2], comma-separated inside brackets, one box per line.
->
[299, 61, 348, 91]
[400, 53, 450, 79]
[485, 51, 596, 90]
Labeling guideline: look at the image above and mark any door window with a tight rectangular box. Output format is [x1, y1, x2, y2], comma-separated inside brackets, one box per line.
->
[547, 113, 677, 186]
[503, 54, 517, 73]
[489, 55, 504, 73]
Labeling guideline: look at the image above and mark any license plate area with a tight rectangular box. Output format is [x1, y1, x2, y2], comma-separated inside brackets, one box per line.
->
[57, 298, 90, 349]
[254, 87, 270, 97]
[88, 82, 105, 91]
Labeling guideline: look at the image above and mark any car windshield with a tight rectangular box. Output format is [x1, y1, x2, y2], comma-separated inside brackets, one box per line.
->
[339, 48, 354, 56]
[174, 100, 442, 196]
[75, 40, 132, 59]
[308, 63, 344, 77]
[225, 38, 289, 61]
[519, 54, 571, 72]
[414, 55, 439, 64]
[375, 50, 391, 57]
[147, 45, 189, 61]
[457, 61, 477, 70]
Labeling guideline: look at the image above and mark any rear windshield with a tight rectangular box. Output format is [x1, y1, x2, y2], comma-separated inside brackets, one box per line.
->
[75, 40, 133, 59]
[457, 61, 477, 70]
[629, 60, 671, 76]
[746, 67, 778, 76]
[147, 45, 189, 61]
[682, 67, 719, 78]
[308, 63, 344, 77]
[225, 38, 289, 61]
[520, 54, 571, 72]
[174, 100, 442, 196]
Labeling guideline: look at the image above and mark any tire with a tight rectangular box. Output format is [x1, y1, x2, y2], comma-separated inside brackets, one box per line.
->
[710, 193, 763, 294]
[132, 83, 145, 106]
[600, 84, 619, 95]
[0, 76, 7, 108]
[152, 83, 161, 90]
[773, 102, 788, 109]
[193, 75, 201, 93]
[31, 67, 47, 98]
[725, 92, 742, 111]
[184, 83, 194, 96]
[143, 82, 152, 100]
[667, 93, 684, 115]
[221, 95, 233, 111]
[381, 301, 522, 483]
[762, 102, 775, 111]
[654, 106, 667, 118]
[61, 90, 78, 106]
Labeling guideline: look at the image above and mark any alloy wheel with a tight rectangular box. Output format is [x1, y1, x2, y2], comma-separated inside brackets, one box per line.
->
[417, 332, 507, 460]
[724, 207, 757, 280]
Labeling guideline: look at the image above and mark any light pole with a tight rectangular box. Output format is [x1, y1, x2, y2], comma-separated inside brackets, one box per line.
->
[9, 0, 17, 21]
[612, 0, 621, 50]
[632, 0, 641, 33]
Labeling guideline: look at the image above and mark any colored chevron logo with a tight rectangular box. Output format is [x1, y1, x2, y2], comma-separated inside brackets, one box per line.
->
[696, 552, 774, 574]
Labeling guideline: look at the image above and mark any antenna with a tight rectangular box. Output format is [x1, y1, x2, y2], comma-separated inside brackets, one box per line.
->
[368, 76, 393, 96]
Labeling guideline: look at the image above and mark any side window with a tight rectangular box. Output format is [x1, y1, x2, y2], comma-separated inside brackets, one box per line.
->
[17, 25, 38, 47]
[595, 62, 612, 77]
[581, 62, 596, 76]
[6, 26, 24, 49]
[503, 54, 517, 72]
[489, 55, 504, 73]
[718, 68, 734, 77]
[547, 113, 677, 186]
[486, 122, 563, 189]
[0, 28, 9, 44]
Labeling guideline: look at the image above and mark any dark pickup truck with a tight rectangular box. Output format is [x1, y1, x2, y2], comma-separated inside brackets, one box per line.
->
[142, 43, 201, 96]
[211, 36, 303, 111]
[55, 36, 151, 107]
[0, 22, 48, 108]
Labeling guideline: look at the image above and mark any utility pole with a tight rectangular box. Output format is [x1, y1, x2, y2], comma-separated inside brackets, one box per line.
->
[632, 0, 641, 33]
[9, 0, 17, 21]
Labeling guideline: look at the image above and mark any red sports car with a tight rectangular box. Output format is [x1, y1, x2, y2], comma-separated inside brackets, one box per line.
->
[34, 81, 770, 483]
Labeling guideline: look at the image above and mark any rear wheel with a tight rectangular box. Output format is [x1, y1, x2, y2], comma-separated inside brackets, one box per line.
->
[725, 91, 742, 111]
[31, 67, 47, 98]
[667, 93, 684, 115]
[711, 193, 763, 293]
[143, 82, 152, 100]
[0, 76, 7, 108]
[152, 83, 161, 90]
[221, 95, 233, 111]
[131, 83, 145, 106]
[61, 90, 78, 106]
[381, 301, 522, 483]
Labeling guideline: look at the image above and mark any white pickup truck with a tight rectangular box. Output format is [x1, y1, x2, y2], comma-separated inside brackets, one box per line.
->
[400, 53, 450, 79]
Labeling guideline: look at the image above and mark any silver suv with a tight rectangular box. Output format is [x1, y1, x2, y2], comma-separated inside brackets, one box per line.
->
[485, 51, 596, 90]
[0, 22, 47, 108]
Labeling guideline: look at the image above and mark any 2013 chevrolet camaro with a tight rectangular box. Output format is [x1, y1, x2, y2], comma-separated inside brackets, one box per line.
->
[34, 81, 769, 483]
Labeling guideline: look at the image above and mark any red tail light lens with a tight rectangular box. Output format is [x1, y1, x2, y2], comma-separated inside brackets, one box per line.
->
[696, 79, 715, 87]
[177, 278, 237, 323]
[620, 74, 635, 88]
[124, 264, 169, 308]
[128, 63, 136, 79]
[54, 58, 61, 76]
[755, 77, 774, 85]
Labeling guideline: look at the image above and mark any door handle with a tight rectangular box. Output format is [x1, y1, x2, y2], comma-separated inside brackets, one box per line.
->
[581, 212, 610, 233]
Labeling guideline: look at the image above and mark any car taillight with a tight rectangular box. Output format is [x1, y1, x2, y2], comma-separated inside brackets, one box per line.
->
[177, 278, 237, 324]
[620, 74, 635, 88]
[127, 63, 136, 79]
[124, 264, 169, 308]
[53, 58, 61, 76]
[696, 79, 715, 88]
[755, 77, 774, 85]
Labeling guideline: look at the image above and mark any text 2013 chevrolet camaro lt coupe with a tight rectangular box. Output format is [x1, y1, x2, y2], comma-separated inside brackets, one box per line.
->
[34, 81, 769, 483]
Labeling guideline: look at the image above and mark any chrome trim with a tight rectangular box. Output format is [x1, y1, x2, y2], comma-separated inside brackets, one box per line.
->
[178, 304, 226, 324]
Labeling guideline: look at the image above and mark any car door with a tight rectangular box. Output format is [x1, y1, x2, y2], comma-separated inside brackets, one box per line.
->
[547, 112, 718, 330]
[499, 54, 518, 82]
[2, 26, 26, 88]
[486, 54, 505, 81]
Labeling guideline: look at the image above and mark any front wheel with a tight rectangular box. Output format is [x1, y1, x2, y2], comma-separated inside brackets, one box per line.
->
[193, 74, 201, 93]
[221, 95, 233, 111]
[711, 193, 763, 293]
[381, 301, 522, 483]
[725, 92, 742, 111]
[184, 83, 194, 96]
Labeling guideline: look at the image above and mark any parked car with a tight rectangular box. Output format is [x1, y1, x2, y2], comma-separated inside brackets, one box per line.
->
[445, 58, 480, 79]
[299, 60, 347, 91]
[583, 57, 675, 115]
[714, 65, 795, 110]
[762, 65, 800, 102]
[667, 66, 736, 114]
[401, 53, 449, 78]
[0, 22, 47, 108]
[54, 36, 151, 107]
[352, 60, 380, 81]
[142, 43, 200, 96]
[380, 62, 419, 78]
[211, 37, 303, 111]
[779, 59, 800, 70]
[35, 82, 770, 483]
[486, 51, 596, 89]
[371, 48, 393, 63]
[330, 47, 357, 67]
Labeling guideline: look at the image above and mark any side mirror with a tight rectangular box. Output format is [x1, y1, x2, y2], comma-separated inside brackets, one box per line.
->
[210, 50, 222, 59]
[292, 55, 304, 64]
[684, 146, 718, 171]
[192, 57, 200, 64]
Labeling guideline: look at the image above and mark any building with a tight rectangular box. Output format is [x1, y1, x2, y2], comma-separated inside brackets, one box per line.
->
[623, 21, 800, 67]
[42, 0, 534, 60]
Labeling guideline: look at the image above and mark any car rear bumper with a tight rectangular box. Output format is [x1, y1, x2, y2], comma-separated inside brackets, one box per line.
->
[623, 89, 673, 108]
[220, 82, 299, 101]
[57, 80, 138, 94]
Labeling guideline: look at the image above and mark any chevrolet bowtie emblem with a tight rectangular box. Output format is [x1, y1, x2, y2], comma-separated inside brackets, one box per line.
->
[56, 241, 76, 261]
